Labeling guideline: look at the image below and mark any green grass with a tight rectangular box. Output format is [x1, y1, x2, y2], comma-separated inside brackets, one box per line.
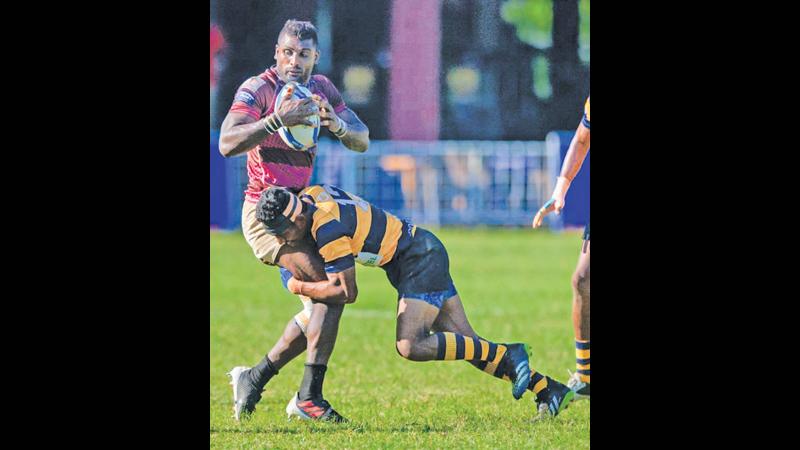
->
[211, 227, 589, 449]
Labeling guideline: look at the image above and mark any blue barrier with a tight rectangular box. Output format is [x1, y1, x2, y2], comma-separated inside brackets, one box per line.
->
[210, 129, 229, 228]
[210, 137, 588, 230]
[547, 131, 590, 229]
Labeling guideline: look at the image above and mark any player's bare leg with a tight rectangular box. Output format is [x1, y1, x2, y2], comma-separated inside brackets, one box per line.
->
[277, 246, 348, 422]
[230, 246, 345, 421]
[395, 298, 440, 360]
[432, 295, 574, 417]
[276, 244, 345, 368]
[430, 294, 477, 337]
[266, 318, 307, 369]
[395, 295, 531, 400]
[304, 300, 343, 365]
[568, 240, 590, 399]
[572, 240, 590, 342]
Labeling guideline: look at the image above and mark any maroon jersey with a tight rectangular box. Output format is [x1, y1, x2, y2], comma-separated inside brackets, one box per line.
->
[228, 66, 347, 201]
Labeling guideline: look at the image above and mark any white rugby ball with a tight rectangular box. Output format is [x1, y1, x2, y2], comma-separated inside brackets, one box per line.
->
[274, 82, 320, 151]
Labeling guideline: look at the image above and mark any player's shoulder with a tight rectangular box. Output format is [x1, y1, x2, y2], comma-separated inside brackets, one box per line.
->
[583, 96, 590, 125]
[302, 184, 344, 204]
[312, 204, 341, 228]
[311, 205, 347, 240]
[233, 71, 280, 109]
[239, 67, 282, 91]
[301, 184, 326, 198]
[310, 73, 332, 84]
[309, 74, 339, 92]
[238, 73, 273, 93]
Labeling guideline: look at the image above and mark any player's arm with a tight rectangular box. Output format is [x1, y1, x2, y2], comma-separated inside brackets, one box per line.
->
[333, 108, 370, 153]
[219, 87, 317, 158]
[559, 122, 591, 186]
[314, 96, 369, 153]
[532, 122, 590, 228]
[287, 266, 358, 304]
[218, 112, 272, 158]
[277, 243, 354, 305]
[289, 209, 358, 303]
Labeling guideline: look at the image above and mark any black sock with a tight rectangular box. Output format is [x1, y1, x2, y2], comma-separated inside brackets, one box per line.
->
[298, 363, 327, 401]
[249, 356, 279, 389]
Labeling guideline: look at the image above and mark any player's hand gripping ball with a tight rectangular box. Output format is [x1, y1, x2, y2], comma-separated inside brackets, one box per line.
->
[275, 82, 320, 151]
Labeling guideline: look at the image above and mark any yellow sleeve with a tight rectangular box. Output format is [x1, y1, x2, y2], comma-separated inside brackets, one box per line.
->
[319, 236, 353, 263]
[581, 97, 590, 129]
[310, 208, 337, 241]
[584, 97, 590, 122]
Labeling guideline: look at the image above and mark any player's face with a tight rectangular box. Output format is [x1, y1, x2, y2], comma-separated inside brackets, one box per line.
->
[275, 35, 319, 84]
[276, 216, 307, 247]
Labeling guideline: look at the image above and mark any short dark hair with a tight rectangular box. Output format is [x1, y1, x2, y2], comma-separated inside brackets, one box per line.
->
[278, 19, 318, 47]
[256, 187, 291, 225]
[255, 187, 308, 235]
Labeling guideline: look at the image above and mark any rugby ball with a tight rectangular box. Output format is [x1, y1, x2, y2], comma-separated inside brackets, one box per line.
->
[274, 82, 320, 151]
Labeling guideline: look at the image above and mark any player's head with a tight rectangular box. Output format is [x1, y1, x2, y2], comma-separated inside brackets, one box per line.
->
[274, 19, 319, 84]
[256, 186, 311, 246]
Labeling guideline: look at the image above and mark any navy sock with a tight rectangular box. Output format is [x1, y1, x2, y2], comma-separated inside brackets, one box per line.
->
[249, 356, 278, 389]
[298, 363, 327, 401]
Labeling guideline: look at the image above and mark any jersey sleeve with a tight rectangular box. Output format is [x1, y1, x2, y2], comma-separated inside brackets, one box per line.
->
[279, 266, 293, 291]
[311, 208, 355, 273]
[581, 97, 590, 129]
[229, 77, 271, 120]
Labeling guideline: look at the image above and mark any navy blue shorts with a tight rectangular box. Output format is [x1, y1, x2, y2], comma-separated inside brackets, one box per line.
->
[583, 221, 590, 241]
[382, 228, 457, 309]
[279, 267, 293, 290]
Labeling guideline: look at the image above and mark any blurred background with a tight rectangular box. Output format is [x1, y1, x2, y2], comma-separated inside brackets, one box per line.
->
[210, 0, 589, 231]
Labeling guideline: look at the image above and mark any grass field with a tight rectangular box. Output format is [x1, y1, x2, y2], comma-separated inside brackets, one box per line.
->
[211, 227, 590, 448]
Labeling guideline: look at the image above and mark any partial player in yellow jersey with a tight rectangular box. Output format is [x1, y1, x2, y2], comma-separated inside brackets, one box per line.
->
[256, 185, 576, 419]
[532, 96, 591, 400]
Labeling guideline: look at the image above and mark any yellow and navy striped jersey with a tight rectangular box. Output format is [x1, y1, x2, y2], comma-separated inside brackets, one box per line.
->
[581, 96, 590, 129]
[300, 184, 415, 269]
[301, 203, 354, 273]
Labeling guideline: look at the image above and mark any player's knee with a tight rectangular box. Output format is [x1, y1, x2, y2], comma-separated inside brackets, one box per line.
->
[305, 322, 321, 343]
[293, 311, 310, 335]
[396, 338, 427, 361]
[395, 339, 415, 360]
[276, 334, 292, 352]
[572, 271, 590, 297]
[345, 285, 358, 303]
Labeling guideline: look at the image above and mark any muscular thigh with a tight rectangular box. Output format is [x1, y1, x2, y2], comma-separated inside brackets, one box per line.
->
[396, 298, 440, 342]
[575, 240, 590, 280]
[431, 295, 476, 337]
[277, 243, 327, 282]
